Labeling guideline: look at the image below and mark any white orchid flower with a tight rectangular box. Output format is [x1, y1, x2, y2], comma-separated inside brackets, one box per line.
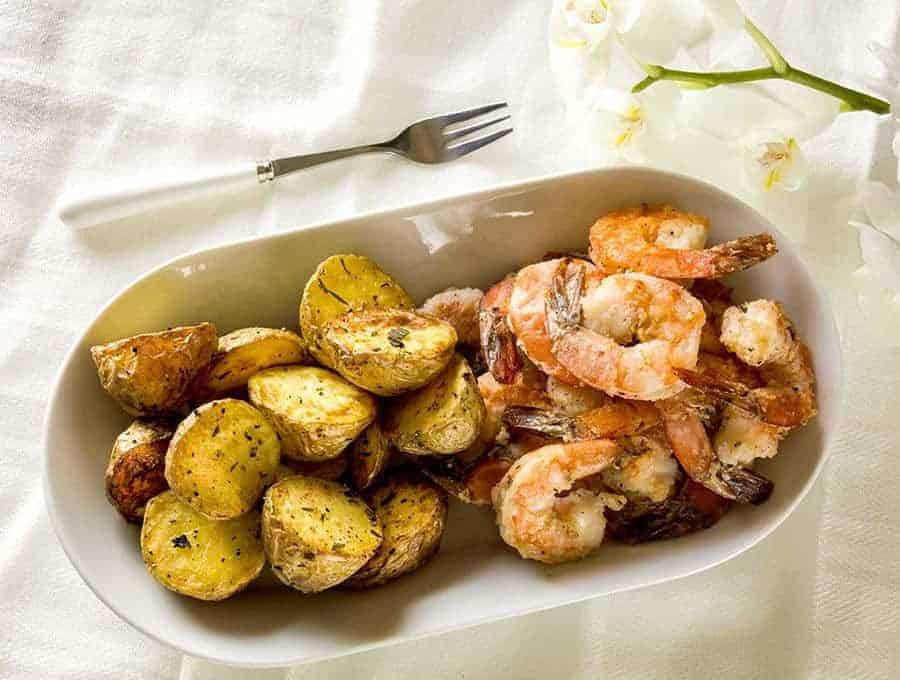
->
[548, 0, 715, 107]
[584, 82, 680, 163]
[867, 42, 900, 181]
[851, 182, 900, 297]
[741, 129, 808, 193]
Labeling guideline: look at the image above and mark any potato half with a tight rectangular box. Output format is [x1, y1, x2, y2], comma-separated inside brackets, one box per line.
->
[248, 366, 376, 462]
[319, 309, 457, 396]
[141, 491, 265, 601]
[165, 399, 281, 519]
[262, 476, 382, 593]
[299, 254, 414, 364]
[346, 471, 447, 588]
[106, 419, 173, 522]
[385, 353, 486, 455]
[190, 327, 308, 401]
[91, 323, 217, 415]
[349, 420, 391, 491]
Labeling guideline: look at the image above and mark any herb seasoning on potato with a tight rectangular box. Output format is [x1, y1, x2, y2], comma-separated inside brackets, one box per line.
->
[319, 309, 457, 396]
[165, 398, 281, 519]
[141, 491, 265, 601]
[262, 476, 382, 593]
[385, 353, 486, 455]
[248, 366, 376, 462]
[299, 254, 414, 365]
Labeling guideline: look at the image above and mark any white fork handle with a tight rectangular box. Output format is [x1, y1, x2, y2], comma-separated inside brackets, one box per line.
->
[58, 163, 266, 230]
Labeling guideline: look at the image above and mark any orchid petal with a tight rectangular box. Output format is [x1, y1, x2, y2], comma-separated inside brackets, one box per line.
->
[617, 0, 706, 64]
[851, 221, 900, 294]
[860, 181, 900, 241]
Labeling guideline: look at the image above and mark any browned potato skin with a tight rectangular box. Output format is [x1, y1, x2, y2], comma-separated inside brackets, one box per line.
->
[91, 323, 217, 415]
[346, 470, 448, 588]
[190, 327, 308, 401]
[105, 419, 173, 522]
[319, 309, 457, 397]
[349, 420, 391, 490]
[385, 353, 486, 455]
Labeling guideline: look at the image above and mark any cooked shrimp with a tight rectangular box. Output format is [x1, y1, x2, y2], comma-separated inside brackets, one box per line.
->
[493, 440, 626, 563]
[589, 205, 777, 279]
[720, 300, 793, 367]
[479, 276, 522, 384]
[681, 301, 817, 429]
[713, 404, 783, 467]
[507, 258, 600, 385]
[601, 432, 680, 503]
[545, 375, 608, 415]
[420, 287, 483, 346]
[658, 393, 774, 504]
[545, 260, 705, 401]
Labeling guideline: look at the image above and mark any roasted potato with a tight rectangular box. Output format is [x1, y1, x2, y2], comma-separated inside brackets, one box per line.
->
[91, 323, 217, 415]
[385, 353, 486, 455]
[349, 420, 391, 490]
[287, 453, 349, 481]
[262, 476, 382, 593]
[165, 399, 281, 519]
[346, 471, 447, 588]
[248, 366, 376, 462]
[319, 309, 457, 396]
[140, 491, 265, 601]
[105, 419, 173, 522]
[299, 254, 414, 364]
[190, 327, 308, 401]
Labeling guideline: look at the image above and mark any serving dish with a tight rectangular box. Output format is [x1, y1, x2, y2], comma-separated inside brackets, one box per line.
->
[43, 166, 841, 667]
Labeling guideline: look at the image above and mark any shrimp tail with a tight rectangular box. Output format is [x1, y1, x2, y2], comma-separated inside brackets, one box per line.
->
[716, 464, 774, 505]
[545, 259, 585, 338]
[480, 313, 522, 384]
[503, 406, 577, 441]
[608, 479, 731, 544]
[479, 276, 522, 384]
[676, 368, 814, 428]
[706, 234, 778, 277]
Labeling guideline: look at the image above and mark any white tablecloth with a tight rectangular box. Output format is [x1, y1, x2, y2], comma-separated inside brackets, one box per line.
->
[3, 2, 899, 678]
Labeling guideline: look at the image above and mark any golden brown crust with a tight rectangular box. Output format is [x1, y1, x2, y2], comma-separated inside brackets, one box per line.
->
[105, 419, 173, 522]
[91, 323, 217, 415]
[349, 420, 391, 490]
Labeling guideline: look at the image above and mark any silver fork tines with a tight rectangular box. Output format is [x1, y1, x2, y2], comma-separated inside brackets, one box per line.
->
[265, 101, 513, 178]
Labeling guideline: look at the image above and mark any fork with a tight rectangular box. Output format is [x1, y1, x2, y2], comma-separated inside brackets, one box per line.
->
[59, 102, 513, 229]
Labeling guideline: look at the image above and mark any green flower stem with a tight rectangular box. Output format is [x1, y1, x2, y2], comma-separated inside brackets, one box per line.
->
[631, 19, 891, 115]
